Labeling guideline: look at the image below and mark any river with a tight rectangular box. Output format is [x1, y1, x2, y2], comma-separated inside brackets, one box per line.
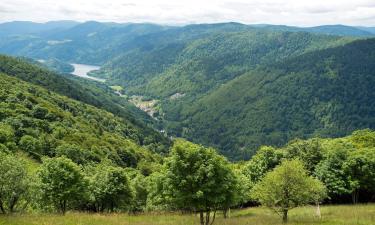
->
[70, 63, 105, 82]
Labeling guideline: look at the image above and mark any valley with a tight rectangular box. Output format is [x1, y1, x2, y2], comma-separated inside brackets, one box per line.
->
[0, 17, 374, 225]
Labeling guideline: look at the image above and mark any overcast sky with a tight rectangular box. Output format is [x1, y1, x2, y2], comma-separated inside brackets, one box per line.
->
[0, 0, 375, 26]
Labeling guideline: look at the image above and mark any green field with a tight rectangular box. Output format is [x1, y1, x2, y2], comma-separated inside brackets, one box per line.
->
[1, 204, 374, 225]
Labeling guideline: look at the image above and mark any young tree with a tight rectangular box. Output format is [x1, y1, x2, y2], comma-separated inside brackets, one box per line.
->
[162, 140, 238, 225]
[37, 157, 86, 214]
[0, 152, 30, 213]
[251, 159, 326, 223]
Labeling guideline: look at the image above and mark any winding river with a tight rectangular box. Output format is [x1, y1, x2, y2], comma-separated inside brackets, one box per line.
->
[70, 63, 105, 82]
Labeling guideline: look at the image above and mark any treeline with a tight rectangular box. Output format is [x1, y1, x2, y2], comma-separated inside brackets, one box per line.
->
[1, 129, 374, 224]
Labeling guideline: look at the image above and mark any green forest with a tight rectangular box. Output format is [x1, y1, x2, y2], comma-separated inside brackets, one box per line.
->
[0, 20, 374, 225]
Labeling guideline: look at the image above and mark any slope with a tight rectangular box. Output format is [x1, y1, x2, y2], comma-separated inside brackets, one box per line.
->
[0, 55, 170, 153]
[0, 72, 160, 168]
[179, 38, 375, 160]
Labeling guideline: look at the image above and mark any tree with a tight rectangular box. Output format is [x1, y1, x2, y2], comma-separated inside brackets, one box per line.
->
[19, 135, 41, 159]
[87, 164, 134, 212]
[251, 159, 326, 223]
[162, 140, 239, 225]
[241, 146, 283, 186]
[55, 143, 98, 165]
[314, 142, 352, 200]
[344, 147, 375, 203]
[37, 157, 86, 214]
[0, 152, 30, 213]
[284, 138, 323, 173]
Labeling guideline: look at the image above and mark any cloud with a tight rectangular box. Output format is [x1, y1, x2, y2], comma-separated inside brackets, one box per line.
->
[0, 0, 374, 26]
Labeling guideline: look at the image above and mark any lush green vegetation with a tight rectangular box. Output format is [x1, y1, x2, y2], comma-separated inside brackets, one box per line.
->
[0, 71, 163, 163]
[1, 22, 374, 160]
[0, 55, 170, 153]
[0, 21, 374, 224]
[175, 38, 375, 159]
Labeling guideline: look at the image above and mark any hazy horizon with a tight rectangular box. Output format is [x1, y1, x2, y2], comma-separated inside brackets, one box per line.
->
[0, 20, 374, 28]
[1, 0, 374, 27]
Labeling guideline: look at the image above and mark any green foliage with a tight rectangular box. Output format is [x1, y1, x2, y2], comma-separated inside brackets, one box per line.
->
[37, 157, 86, 214]
[86, 163, 134, 212]
[314, 140, 353, 198]
[0, 70, 160, 167]
[0, 152, 30, 213]
[150, 140, 244, 225]
[283, 138, 324, 173]
[344, 147, 375, 203]
[251, 159, 326, 223]
[177, 38, 375, 160]
[0, 55, 170, 153]
[55, 144, 99, 165]
[241, 146, 283, 186]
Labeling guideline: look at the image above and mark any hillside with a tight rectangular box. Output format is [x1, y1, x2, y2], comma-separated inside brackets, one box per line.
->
[178, 39, 375, 159]
[98, 26, 353, 99]
[0, 72, 162, 167]
[0, 55, 170, 153]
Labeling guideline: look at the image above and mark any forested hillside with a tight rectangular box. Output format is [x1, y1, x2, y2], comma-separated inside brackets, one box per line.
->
[179, 39, 375, 159]
[0, 72, 162, 167]
[0, 21, 374, 160]
[0, 55, 170, 153]
[98, 26, 353, 98]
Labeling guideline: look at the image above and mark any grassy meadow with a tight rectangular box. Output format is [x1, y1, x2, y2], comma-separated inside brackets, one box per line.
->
[1, 204, 374, 225]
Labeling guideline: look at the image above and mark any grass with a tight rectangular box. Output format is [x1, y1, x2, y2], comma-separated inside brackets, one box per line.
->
[110, 86, 124, 91]
[1, 204, 374, 225]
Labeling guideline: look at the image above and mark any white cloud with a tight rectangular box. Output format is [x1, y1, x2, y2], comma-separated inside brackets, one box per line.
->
[0, 0, 374, 26]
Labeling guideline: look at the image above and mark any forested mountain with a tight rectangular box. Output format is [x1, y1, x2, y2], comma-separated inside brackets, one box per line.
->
[253, 24, 375, 37]
[99, 28, 353, 98]
[0, 21, 79, 37]
[0, 21, 374, 160]
[178, 39, 375, 159]
[0, 55, 170, 153]
[0, 21, 170, 64]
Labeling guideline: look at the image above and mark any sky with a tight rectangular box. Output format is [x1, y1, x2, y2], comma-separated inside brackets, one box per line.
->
[0, 0, 375, 27]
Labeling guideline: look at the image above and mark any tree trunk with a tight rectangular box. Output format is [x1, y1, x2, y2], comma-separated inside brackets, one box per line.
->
[62, 200, 66, 215]
[352, 189, 359, 204]
[223, 208, 229, 219]
[200, 211, 204, 225]
[282, 209, 288, 223]
[209, 210, 217, 225]
[205, 211, 210, 225]
[0, 199, 5, 214]
[316, 202, 321, 219]
[10, 196, 19, 213]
